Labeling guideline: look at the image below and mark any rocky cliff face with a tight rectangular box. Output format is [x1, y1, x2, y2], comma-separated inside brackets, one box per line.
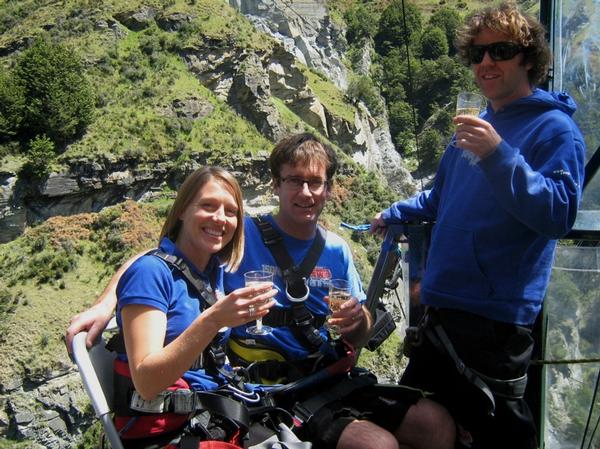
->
[0, 4, 413, 244]
[229, 0, 349, 90]
[228, 0, 413, 197]
[1, 369, 92, 449]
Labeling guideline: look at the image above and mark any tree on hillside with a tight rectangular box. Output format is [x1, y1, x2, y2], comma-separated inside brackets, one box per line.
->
[347, 75, 383, 115]
[13, 38, 95, 148]
[420, 26, 449, 60]
[429, 7, 462, 55]
[0, 71, 25, 143]
[345, 4, 378, 45]
[374, 0, 422, 56]
[413, 56, 474, 119]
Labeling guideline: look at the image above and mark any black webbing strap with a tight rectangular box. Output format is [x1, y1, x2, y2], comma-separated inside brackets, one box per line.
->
[150, 250, 241, 386]
[152, 250, 217, 307]
[262, 307, 326, 329]
[292, 373, 377, 424]
[424, 311, 529, 416]
[252, 216, 326, 298]
[252, 216, 327, 351]
[186, 391, 250, 434]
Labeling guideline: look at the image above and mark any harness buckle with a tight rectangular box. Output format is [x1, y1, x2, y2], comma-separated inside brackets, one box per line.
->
[171, 389, 195, 413]
[130, 391, 168, 413]
[292, 402, 313, 425]
[209, 346, 227, 365]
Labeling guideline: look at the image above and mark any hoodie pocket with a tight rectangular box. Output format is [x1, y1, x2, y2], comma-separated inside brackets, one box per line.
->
[423, 223, 493, 299]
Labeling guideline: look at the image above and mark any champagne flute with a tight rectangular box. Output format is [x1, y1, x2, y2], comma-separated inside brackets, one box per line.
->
[326, 278, 352, 340]
[245, 270, 274, 335]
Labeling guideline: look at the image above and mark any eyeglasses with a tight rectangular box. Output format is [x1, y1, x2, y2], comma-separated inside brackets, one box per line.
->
[280, 176, 329, 193]
[467, 42, 524, 64]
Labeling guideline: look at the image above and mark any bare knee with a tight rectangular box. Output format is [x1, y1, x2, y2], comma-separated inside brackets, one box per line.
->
[394, 398, 456, 449]
[338, 420, 399, 449]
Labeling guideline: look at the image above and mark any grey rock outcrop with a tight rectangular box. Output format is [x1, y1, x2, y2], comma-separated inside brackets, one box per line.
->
[229, 0, 348, 90]
[2, 369, 92, 449]
[114, 6, 157, 31]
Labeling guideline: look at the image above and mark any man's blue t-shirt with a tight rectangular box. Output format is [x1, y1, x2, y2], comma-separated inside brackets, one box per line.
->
[225, 215, 365, 360]
[116, 237, 229, 391]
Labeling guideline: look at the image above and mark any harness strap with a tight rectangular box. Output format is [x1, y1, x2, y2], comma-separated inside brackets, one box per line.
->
[262, 307, 327, 329]
[150, 250, 245, 388]
[129, 390, 250, 432]
[252, 216, 327, 352]
[292, 372, 377, 425]
[423, 310, 529, 415]
[151, 250, 218, 307]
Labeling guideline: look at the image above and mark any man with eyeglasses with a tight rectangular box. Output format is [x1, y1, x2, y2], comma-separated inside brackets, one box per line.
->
[66, 132, 455, 449]
[371, 3, 585, 449]
[223, 132, 455, 449]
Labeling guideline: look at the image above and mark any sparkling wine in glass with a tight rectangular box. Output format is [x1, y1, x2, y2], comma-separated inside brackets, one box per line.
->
[456, 92, 485, 117]
[326, 278, 352, 340]
[244, 270, 274, 335]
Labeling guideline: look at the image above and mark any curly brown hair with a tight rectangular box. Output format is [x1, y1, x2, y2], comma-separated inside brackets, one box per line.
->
[455, 2, 551, 86]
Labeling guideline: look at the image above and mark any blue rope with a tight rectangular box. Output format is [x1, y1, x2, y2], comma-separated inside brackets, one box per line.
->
[340, 222, 371, 232]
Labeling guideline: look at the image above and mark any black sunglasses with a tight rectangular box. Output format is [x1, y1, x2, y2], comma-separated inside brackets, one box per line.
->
[467, 42, 524, 64]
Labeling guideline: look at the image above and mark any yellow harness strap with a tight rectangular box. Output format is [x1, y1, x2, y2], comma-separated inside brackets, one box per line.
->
[228, 338, 287, 384]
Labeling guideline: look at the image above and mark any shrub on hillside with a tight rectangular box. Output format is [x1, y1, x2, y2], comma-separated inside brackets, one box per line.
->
[346, 75, 383, 115]
[374, 0, 422, 56]
[11, 37, 95, 147]
[429, 7, 462, 55]
[20, 135, 56, 179]
[344, 4, 378, 45]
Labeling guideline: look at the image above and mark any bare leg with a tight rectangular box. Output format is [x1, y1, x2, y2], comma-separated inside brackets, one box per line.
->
[337, 420, 400, 449]
[393, 398, 456, 449]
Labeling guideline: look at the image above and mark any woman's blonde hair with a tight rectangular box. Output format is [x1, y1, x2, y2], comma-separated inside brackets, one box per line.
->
[160, 166, 245, 271]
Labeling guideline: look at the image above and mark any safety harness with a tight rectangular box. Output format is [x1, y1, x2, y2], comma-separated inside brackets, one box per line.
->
[109, 250, 251, 447]
[253, 216, 327, 350]
[406, 308, 528, 416]
[229, 217, 346, 384]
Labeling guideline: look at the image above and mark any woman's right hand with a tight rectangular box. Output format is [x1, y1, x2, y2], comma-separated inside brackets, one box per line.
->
[205, 284, 277, 329]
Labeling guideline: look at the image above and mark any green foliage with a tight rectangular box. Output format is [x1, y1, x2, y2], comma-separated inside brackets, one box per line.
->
[345, 4, 378, 44]
[420, 26, 449, 59]
[20, 134, 56, 179]
[0, 288, 24, 316]
[326, 170, 399, 266]
[0, 235, 80, 286]
[375, 0, 423, 56]
[346, 75, 383, 115]
[0, 0, 34, 35]
[429, 7, 462, 54]
[12, 37, 95, 147]
[419, 128, 444, 167]
[77, 421, 103, 449]
[0, 71, 25, 142]
[388, 100, 415, 147]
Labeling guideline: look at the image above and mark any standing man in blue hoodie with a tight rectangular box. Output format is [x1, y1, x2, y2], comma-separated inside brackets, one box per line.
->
[371, 3, 586, 449]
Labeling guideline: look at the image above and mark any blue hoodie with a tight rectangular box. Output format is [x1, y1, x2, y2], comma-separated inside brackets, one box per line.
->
[382, 89, 586, 325]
